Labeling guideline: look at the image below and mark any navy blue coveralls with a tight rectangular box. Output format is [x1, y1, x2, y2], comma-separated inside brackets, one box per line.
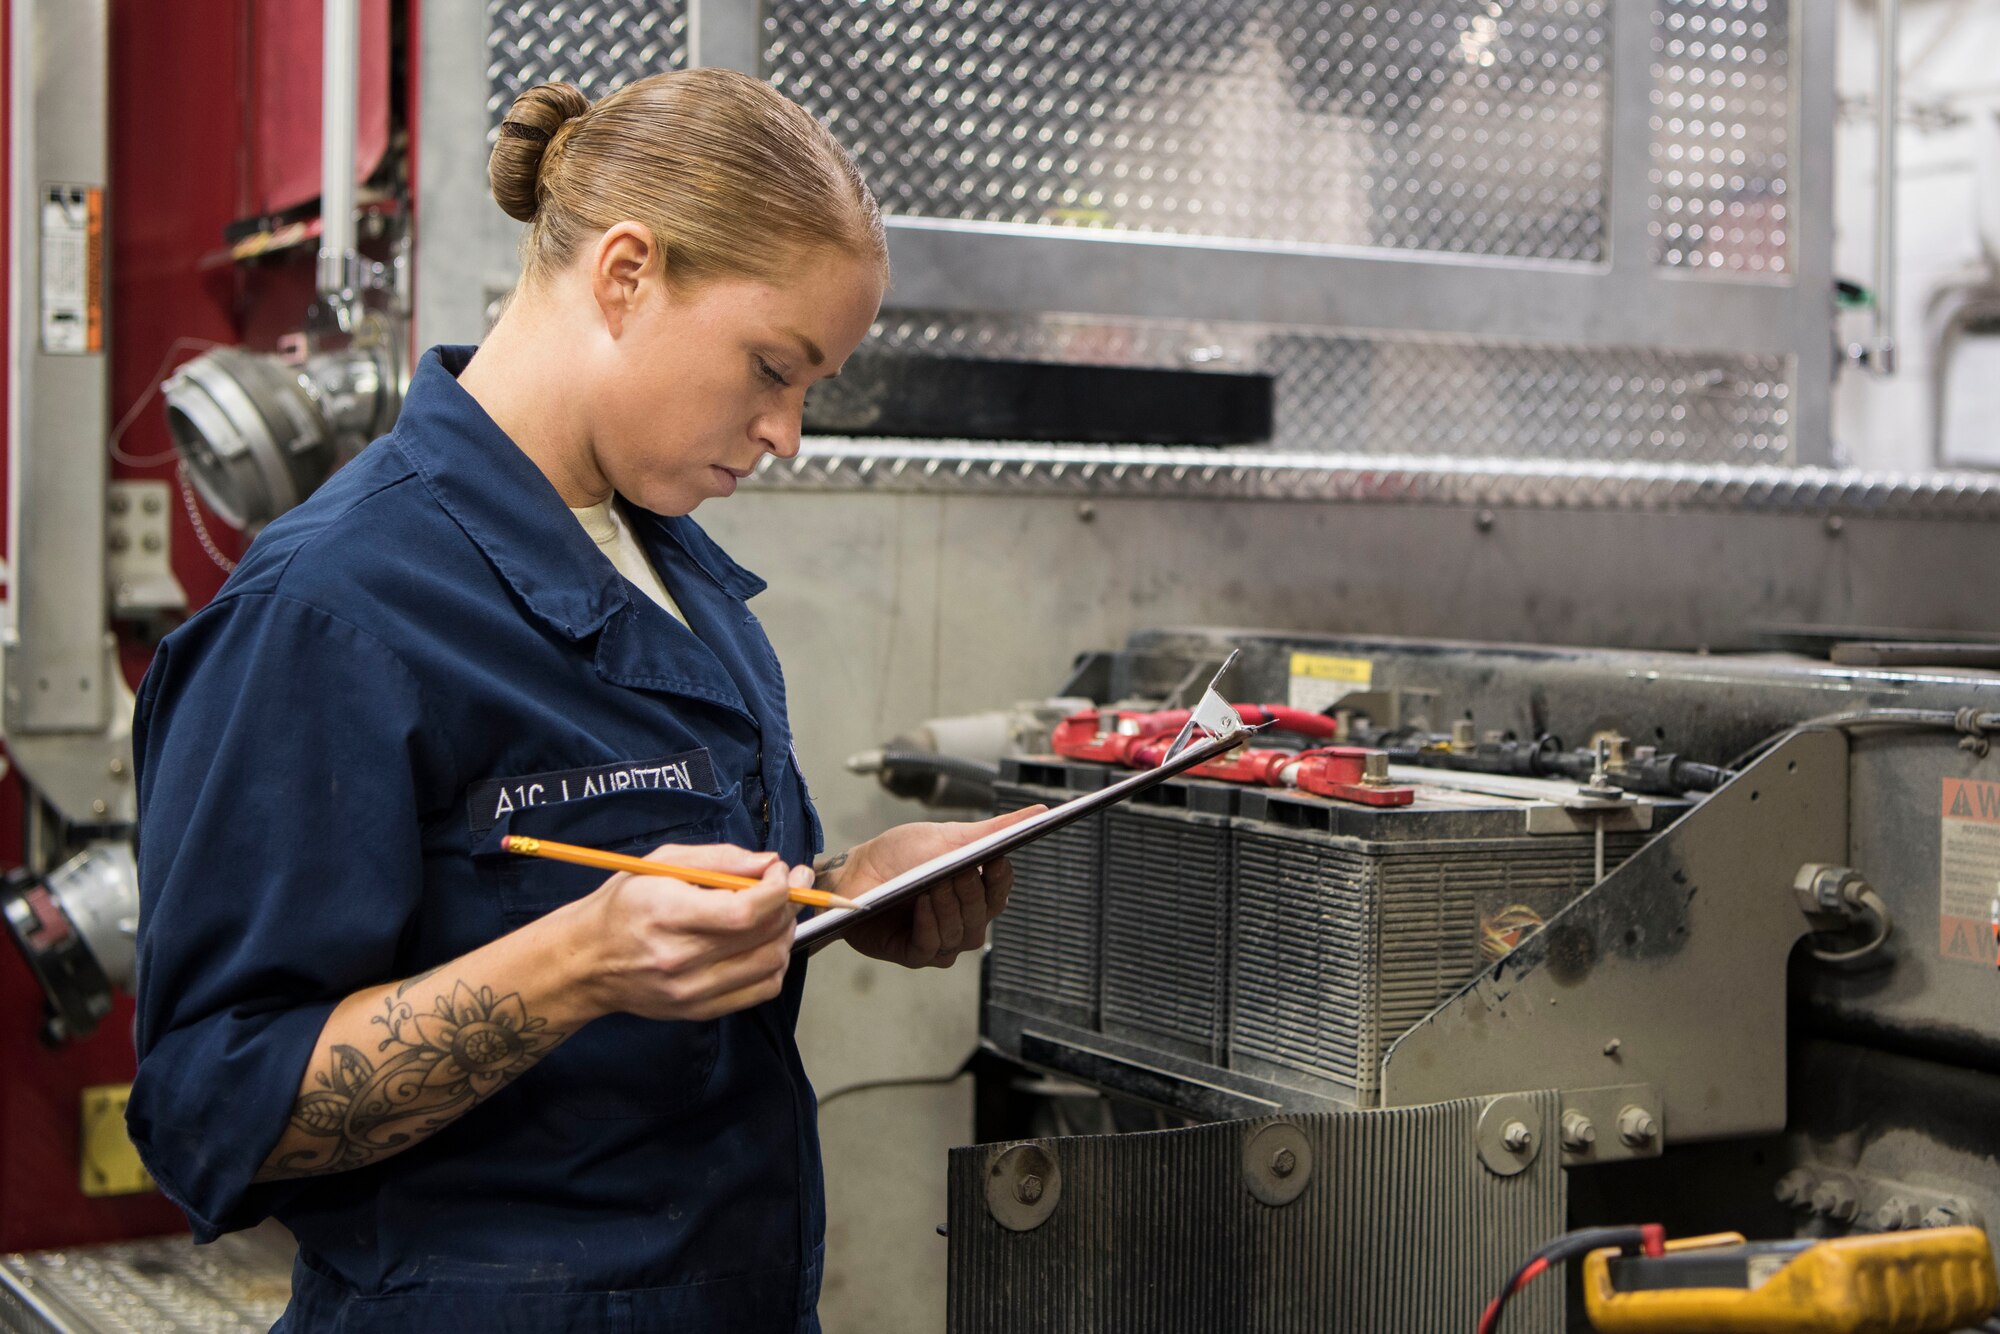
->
[128, 346, 827, 1332]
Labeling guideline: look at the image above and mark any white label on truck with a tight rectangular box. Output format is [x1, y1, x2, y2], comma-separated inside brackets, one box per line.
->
[40, 183, 102, 355]
[1939, 778, 2000, 966]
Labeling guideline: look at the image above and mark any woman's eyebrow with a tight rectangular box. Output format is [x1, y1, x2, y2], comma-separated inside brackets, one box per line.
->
[782, 330, 825, 366]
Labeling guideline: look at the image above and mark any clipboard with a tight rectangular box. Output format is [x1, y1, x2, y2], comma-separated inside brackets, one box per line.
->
[792, 727, 1249, 952]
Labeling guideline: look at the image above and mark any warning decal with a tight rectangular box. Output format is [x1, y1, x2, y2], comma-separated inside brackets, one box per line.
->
[1939, 778, 2000, 967]
[1287, 652, 1374, 712]
[40, 183, 104, 355]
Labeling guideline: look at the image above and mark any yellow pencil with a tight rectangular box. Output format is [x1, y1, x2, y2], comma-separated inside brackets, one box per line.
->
[501, 834, 861, 911]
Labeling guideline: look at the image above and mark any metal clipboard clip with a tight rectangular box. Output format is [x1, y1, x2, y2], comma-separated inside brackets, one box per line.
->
[1161, 649, 1250, 762]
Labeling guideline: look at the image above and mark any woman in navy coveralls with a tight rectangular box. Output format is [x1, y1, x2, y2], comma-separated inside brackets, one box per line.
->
[126, 70, 1028, 1332]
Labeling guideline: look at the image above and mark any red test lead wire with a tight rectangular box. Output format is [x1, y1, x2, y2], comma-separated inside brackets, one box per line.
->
[1478, 1225, 1665, 1334]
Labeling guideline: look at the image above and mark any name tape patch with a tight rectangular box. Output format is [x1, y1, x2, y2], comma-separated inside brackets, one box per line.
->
[468, 749, 719, 835]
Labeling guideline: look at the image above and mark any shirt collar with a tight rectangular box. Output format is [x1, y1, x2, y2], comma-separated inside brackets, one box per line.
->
[393, 346, 765, 639]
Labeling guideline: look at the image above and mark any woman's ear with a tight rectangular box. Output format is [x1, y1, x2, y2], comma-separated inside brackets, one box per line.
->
[590, 221, 661, 337]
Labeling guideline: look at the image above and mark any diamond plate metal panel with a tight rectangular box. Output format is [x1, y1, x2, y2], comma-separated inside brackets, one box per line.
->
[1267, 333, 1789, 461]
[1649, 0, 1792, 274]
[869, 309, 1792, 462]
[753, 442, 2000, 519]
[0, 1229, 292, 1334]
[485, 1, 688, 130]
[767, 0, 1611, 261]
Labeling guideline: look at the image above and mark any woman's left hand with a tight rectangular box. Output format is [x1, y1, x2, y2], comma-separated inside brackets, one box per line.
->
[829, 807, 1046, 969]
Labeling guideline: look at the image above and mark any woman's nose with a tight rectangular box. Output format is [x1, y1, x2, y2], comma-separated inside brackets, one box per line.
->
[756, 409, 802, 461]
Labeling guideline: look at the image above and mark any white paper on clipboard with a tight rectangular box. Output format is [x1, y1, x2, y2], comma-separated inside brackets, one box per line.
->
[792, 727, 1249, 952]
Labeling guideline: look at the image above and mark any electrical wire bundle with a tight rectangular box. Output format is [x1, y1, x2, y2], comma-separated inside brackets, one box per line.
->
[1478, 1224, 1665, 1334]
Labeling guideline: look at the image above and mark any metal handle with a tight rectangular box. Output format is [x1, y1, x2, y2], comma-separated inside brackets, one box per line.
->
[317, 0, 361, 313]
[1858, 0, 1901, 375]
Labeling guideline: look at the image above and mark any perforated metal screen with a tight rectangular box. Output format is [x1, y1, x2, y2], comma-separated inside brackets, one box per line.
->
[765, 0, 1612, 261]
[1648, 0, 1792, 274]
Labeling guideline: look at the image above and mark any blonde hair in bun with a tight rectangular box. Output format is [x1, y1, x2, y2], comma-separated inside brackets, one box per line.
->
[486, 70, 885, 289]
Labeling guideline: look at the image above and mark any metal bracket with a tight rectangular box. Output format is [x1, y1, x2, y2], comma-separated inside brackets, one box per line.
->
[0, 634, 134, 825]
[1379, 730, 1849, 1143]
[106, 480, 186, 616]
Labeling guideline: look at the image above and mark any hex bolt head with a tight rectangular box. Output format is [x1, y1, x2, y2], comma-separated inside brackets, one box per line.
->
[1873, 1198, 1911, 1231]
[1501, 1120, 1534, 1154]
[1616, 1105, 1658, 1147]
[1015, 1174, 1044, 1206]
[1361, 751, 1390, 785]
[1270, 1147, 1297, 1179]
[1560, 1111, 1597, 1152]
[1773, 1170, 1816, 1207]
[1812, 1183, 1858, 1223]
[1920, 1204, 1958, 1230]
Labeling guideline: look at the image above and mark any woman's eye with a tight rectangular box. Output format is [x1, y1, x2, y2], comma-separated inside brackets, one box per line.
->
[756, 358, 790, 388]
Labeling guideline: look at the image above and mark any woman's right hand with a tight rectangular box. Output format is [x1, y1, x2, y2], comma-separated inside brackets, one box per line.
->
[563, 843, 802, 1022]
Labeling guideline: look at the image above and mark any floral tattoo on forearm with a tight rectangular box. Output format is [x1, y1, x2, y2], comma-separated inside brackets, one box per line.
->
[260, 979, 562, 1179]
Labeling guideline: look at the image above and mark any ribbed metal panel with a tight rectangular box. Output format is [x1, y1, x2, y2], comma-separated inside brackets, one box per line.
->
[947, 1095, 1564, 1333]
[990, 781, 1103, 1028]
[1231, 829, 1647, 1098]
[1099, 805, 1232, 1061]
[1232, 832, 1376, 1088]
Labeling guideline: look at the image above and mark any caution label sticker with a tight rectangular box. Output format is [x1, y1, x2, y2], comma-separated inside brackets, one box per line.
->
[1287, 652, 1373, 712]
[40, 183, 103, 355]
[1939, 778, 2000, 967]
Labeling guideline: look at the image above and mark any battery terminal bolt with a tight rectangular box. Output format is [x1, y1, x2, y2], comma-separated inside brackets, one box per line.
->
[1921, 1199, 1981, 1230]
[1811, 1180, 1859, 1223]
[1774, 1169, 1817, 1207]
[1872, 1198, 1919, 1231]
